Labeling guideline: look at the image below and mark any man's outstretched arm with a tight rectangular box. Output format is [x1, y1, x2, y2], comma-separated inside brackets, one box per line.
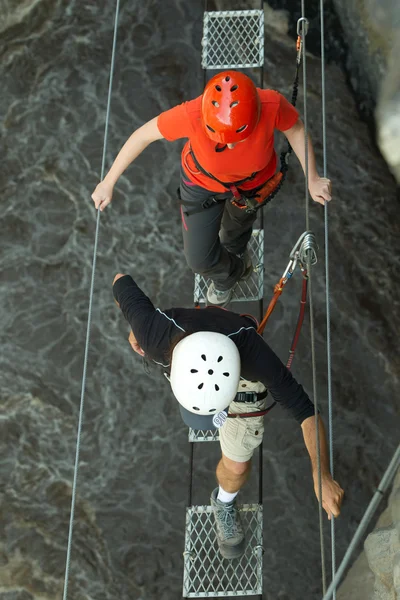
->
[284, 119, 332, 205]
[301, 414, 344, 519]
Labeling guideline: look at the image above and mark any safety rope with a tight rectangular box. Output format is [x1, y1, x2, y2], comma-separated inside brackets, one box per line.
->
[307, 254, 327, 596]
[299, 11, 310, 231]
[61, 3, 121, 600]
[299, 5, 327, 594]
[319, 0, 337, 597]
[321, 444, 400, 600]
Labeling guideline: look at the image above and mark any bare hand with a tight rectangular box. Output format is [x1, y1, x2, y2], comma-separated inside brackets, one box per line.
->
[309, 177, 332, 205]
[314, 473, 344, 519]
[128, 330, 145, 357]
[92, 180, 114, 211]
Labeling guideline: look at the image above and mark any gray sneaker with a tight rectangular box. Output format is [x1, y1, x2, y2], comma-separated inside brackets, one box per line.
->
[206, 282, 234, 307]
[206, 251, 253, 307]
[210, 488, 245, 559]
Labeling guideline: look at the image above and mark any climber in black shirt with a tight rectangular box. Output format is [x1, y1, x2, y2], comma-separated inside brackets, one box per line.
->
[113, 273, 344, 560]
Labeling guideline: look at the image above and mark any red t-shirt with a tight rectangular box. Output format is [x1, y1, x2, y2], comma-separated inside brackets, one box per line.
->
[157, 89, 299, 192]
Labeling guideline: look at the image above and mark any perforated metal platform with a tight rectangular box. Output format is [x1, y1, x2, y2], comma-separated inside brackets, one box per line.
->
[202, 10, 265, 70]
[183, 504, 263, 598]
[189, 428, 219, 443]
[194, 229, 264, 305]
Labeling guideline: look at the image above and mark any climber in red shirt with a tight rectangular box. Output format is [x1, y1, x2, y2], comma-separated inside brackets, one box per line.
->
[92, 71, 332, 305]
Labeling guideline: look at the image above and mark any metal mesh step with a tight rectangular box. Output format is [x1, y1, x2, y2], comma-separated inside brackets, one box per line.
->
[188, 428, 219, 443]
[183, 503, 263, 598]
[194, 229, 264, 305]
[202, 10, 264, 70]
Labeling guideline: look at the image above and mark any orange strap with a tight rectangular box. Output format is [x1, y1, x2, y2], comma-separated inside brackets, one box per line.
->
[257, 277, 285, 335]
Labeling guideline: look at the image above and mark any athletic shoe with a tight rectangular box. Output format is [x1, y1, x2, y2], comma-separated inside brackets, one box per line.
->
[206, 250, 253, 307]
[210, 487, 245, 559]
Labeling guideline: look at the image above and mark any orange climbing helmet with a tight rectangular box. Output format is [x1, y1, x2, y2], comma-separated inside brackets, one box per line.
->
[201, 71, 261, 144]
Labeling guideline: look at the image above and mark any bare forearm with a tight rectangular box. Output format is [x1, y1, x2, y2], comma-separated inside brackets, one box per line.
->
[301, 415, 330, 476]
[285, 119, 319, 182]
[104, 117, 163, 186]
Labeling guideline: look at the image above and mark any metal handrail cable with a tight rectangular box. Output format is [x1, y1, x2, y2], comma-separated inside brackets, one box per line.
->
[299, 4, 327, 593]
[62, 3, 121, 600]
[319, 0, 337, 597]
[299, 6, 310, 230]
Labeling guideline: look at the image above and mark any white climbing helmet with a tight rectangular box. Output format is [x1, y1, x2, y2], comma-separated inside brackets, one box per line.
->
[170, 331, 241, 415]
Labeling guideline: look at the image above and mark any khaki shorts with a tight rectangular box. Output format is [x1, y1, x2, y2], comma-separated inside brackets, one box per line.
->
[219, 396, 268, 463]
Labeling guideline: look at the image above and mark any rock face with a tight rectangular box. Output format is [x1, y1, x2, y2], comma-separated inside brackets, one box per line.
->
[331, 0, 400, 181]
[0, 1, 399, 599]
[338, 469, 400, 600]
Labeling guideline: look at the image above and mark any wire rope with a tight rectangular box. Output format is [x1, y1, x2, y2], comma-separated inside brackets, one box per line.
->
[299, 3, 327, 593]
[62, 3, 121, 599]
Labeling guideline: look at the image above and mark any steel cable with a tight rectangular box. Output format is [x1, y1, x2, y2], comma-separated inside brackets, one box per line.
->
[62, 3, 121, 600]
[319, 0, 337, 597]
[299, 3, 327, 593]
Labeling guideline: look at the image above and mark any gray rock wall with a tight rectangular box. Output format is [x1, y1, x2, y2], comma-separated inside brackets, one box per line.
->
[331, 0, 400, 181]
[338, 469, 400, 600]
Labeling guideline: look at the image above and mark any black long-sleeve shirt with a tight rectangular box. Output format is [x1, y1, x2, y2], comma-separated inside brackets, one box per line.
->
[113, 275, 316, 424]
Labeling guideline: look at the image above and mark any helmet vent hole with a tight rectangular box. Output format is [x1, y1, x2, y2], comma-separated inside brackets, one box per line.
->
[206, 124, 215, 133]
[190, 369, 198, 373]
[198, 383, 204, 390]
[201, 354, 207, 361]
[215, 85, 222, 91]
[208, 408, 216, 413]
[230, 84, 238, 92]
[223, 372, 230, 377]
[225, 75, 231, 82]
[236, 125, 247, 133]
[211, 100, 220, 107]
[217, 356, 223, 362]
[192, 406, 200, 411]
[230, 101, 239, 108]
[208, 369, 214, 375]
[215, 384, 220, 391]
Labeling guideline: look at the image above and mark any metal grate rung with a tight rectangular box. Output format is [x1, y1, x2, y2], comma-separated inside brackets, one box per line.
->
[183, 503, 263, 597]
[194, 229, 264, 304]
[202, 10, 264, 70]
[189, 428, 219, 443]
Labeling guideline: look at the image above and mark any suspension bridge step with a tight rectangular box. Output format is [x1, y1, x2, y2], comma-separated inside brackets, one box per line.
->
[188, 428, 219, 443]
[183, 503, 263, 598]
[202, 9, 265, 70]
[194, 229, 264, 305]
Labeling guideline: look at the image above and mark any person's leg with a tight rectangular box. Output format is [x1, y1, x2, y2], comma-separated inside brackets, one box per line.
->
[210, 456, 249, 560]
[179, 174, 244, 291]
[211, 394, 267, 559]
[219, 198, 258, 256]
[216, 454, 251, 493]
